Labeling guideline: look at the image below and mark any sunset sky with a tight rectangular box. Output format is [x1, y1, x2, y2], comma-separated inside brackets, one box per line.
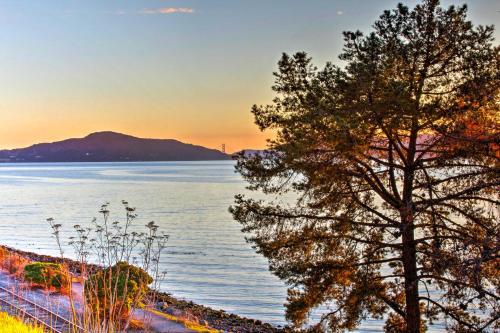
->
[0, 0, 498, 152]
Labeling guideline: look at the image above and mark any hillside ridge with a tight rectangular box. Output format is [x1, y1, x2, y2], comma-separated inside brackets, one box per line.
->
[0, 131, 230, 162]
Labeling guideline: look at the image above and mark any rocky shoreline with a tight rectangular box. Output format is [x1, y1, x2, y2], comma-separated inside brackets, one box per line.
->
[153, 291, 290, 333]
[0, 245, 291, 333]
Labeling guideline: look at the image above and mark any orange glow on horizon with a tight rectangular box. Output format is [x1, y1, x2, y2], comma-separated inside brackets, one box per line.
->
[0, 94, 273, 153]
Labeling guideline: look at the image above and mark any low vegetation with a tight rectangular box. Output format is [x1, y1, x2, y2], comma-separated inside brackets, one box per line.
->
[0, 247, 70, 295]
[85, 261, 153, 323]
[0, 311, 44, 333]
[24, 262, 70, 293]
[0, 247, 29, 277]
[48, 201, 169, 332]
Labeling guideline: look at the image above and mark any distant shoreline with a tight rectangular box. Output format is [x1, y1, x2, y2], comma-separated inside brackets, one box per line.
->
[0, 159, 235, 164]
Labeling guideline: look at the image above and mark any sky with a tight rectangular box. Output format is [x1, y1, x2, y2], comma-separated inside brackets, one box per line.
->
[0, 0, 498, 152]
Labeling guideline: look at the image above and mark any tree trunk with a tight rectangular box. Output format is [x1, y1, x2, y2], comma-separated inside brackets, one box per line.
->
[401, 207, 421, 333]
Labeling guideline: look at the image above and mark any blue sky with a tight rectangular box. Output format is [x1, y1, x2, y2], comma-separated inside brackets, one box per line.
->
[0, 0, 498, 151]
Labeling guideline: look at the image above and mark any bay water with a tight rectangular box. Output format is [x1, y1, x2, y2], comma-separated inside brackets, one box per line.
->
[0, 161, 448, 331]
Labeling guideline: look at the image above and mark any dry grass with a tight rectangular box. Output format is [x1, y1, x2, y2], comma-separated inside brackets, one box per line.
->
[0, 249, 30, 278]
[0, 311, 45, 333]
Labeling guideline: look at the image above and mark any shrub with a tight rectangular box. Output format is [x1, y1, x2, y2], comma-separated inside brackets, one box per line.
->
[24, 262, 70, 291]
[85, 262, 153, 323]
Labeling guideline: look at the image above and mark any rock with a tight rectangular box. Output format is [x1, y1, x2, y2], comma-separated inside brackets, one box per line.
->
[186, 313, 199, 323]
[157, 301, 169, 309]
[164, 306, 183, 317]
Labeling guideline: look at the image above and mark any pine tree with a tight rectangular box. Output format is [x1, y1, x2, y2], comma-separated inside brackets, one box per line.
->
[231, 1, 499, 331]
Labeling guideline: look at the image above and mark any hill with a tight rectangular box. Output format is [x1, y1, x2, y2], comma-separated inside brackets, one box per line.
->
[0, 132, 230, 162]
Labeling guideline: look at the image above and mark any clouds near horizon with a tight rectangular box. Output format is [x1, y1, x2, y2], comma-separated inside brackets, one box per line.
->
[140, 7, 194, 15]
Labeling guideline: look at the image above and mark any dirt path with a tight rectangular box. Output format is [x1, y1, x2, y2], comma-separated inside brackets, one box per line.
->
[132, 308, 196, 333]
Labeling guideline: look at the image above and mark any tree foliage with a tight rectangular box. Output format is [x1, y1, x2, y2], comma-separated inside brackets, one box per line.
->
[230, 1, 499, 332]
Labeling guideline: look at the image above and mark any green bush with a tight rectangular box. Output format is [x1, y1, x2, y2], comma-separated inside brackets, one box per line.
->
[24, 262, 69, 290]
[85, 262, 153, 321]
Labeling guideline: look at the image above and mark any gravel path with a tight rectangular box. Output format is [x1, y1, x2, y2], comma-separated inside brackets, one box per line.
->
[132, 308, 195, 333]
[0, 270, 73, 320]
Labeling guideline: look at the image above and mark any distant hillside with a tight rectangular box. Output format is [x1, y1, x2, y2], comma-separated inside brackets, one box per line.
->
[0, 131, 230, 162]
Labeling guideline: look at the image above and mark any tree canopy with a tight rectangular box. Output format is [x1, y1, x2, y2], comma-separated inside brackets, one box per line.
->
[231, 1, 499, 332]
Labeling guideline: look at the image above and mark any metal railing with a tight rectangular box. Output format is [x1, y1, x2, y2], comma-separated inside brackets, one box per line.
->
[0, 285, 86, 333]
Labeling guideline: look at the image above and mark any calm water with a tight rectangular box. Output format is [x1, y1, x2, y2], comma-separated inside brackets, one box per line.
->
[0, 161, 447, 331]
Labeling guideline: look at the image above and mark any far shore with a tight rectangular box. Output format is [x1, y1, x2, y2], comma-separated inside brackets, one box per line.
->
[0, 244, 289, 333]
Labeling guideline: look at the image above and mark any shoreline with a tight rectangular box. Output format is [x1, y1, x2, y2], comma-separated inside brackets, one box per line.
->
[0, 245, 290, 333]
